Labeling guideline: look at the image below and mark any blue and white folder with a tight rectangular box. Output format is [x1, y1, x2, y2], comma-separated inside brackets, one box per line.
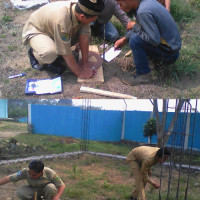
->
[25, 77, 62, 95]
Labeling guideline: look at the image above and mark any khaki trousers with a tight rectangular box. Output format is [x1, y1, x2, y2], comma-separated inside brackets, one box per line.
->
[129, 161, 147, 200]
[16, 183, 58, 200]
[29, 35, 58, 65]
[29, 32, 80, 65]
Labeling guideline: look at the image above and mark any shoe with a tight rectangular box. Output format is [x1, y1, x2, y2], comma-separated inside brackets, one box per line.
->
[44, 56, 66, 75]
[122, 73, 153, 86]
[28, 48, 43, 70]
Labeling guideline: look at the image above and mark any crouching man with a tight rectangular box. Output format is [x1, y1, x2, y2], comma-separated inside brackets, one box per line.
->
[22, 0, 104, 78]
[0, 160, 66, 200]
[126, 146, 171, 200]
[115, 0, 181, 86]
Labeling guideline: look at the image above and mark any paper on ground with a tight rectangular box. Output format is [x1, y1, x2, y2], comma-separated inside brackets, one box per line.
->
[101, 47, 121, 62]
[32, 77, 62, 94]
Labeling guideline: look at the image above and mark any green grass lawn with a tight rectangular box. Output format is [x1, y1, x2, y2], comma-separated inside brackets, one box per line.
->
[0, 131, 198, 165]
[0, 126, 200, 200]
[13, 133, 133, 155]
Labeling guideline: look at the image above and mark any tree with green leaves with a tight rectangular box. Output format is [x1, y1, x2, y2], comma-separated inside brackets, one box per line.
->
[143, 118, 157, 144]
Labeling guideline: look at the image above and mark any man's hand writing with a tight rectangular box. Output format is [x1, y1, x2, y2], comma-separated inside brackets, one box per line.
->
[78, 67, 96, 79]
[114, 37, 127, 50]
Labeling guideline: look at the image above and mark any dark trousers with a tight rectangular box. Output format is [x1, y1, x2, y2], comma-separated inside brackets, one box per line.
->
[91, 21, 119, 43]
[129, 32, 180, 75]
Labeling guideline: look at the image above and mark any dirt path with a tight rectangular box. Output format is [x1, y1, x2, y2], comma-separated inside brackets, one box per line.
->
[0, 131, 24, 139]
[0, 0, 200, 99]
[0, 121, 27, 139]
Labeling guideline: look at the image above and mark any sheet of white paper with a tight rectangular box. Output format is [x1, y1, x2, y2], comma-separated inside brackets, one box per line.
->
[34, 77, 62, 94]
[35, 80, 51, 94]
[49, 77, 62, 94]
[101, 47, 121, 62]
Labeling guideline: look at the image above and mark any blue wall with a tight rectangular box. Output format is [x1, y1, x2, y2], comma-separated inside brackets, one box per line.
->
[31, 105, 82, 138]
[89, 110, 122, 141]
[189, 114, 200, 150]
[124, 111, 152, 143]
[30, 104, 200, 150]
[31, 105, 123, 141]
[0, 99, 8, 118]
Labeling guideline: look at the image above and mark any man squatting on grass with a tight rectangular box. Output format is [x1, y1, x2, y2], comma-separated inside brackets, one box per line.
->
[114, 0, 181, 86]
[126, 146, 171, 200]
[0, 160, 65, 200]
[22, 0, 104, 78]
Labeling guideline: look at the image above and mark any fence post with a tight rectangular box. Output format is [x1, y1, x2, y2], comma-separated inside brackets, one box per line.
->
[184, 112, 191, 150]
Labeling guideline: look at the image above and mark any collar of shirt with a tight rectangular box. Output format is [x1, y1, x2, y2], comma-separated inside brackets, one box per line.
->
[27, 168, 48, 180]
[71, 4, 80, 28]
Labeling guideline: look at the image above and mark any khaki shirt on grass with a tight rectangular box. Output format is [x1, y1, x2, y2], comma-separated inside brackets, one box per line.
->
[9, 167, 64, 190]
[126, 146, 159, 185]
[22, 1, 90, 55]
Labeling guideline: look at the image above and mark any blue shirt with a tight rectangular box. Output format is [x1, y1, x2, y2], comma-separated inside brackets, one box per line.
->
[126, 0, 181, 52]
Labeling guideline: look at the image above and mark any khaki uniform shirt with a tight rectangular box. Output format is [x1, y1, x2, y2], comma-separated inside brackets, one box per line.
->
[9, 167, 64, 190]
[22, 1, 90, 55]
[126, 146, 159, 185]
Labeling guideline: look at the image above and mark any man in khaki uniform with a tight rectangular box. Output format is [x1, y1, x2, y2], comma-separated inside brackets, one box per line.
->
[0, 160, 65, 200]
[22, 0, 104, 78]
[126, 146, 171, 200]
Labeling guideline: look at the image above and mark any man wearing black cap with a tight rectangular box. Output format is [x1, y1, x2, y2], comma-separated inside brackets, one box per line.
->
[22, 0, 104, 78]
[0, 160, 65, 200]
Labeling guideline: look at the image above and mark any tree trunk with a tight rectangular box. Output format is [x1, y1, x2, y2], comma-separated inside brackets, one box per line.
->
[153, 99, 187, 147]
[163, 99, 186, 145]
[153, 99, 167, 147]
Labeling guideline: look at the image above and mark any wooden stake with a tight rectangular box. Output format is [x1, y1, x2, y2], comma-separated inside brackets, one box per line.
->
[80, 86, 137, 99]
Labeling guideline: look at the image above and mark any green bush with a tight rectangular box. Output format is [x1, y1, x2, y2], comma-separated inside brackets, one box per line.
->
[143, 118, 157, 143]
[8, 107, 28, 118]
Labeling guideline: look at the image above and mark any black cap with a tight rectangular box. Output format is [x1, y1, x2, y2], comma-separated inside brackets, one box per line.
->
[29, 160, 44, 173]
[76, 0, 104, 16]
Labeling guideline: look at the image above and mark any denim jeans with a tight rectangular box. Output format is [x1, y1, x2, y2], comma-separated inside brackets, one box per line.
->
[91, 21, 119, 43]
[129, 32, 180, 75]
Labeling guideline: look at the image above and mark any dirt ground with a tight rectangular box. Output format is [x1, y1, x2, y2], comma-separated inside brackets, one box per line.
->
[0, 0, 200, 99]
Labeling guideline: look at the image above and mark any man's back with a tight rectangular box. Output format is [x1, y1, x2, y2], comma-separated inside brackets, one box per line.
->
[127, 146, 159, 163]
[135, 0, 181, 51]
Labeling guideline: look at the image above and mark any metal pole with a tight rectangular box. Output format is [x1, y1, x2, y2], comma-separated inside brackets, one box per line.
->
[103, 24, 106, 61]
[121, 99, 127, 140]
